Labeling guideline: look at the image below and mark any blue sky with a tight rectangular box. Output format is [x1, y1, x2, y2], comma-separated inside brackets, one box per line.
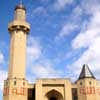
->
[0, 0, 100, 99]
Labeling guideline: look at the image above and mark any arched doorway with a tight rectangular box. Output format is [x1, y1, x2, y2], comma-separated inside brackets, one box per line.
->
[45, 89, 63, 100]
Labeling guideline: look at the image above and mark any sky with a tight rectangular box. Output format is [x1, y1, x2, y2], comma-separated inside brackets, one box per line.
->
[0, 0, 100, 99]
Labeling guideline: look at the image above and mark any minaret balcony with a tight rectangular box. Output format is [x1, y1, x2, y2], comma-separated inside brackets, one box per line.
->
[8, 20, 30, 33]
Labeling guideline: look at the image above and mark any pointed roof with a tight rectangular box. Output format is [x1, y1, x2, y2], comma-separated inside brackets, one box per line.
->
[78, 64, 95, 80]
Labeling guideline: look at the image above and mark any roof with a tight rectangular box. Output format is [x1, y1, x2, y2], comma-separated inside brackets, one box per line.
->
[78, 64, 96, 80]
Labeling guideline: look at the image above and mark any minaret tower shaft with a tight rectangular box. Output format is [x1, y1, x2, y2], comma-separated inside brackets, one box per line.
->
[3, 3, 30, 100]
[8, 4, 30, 79]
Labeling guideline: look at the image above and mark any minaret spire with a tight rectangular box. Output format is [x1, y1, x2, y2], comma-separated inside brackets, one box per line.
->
[20, 0, 23, 5]
[15, 0, 26, 12]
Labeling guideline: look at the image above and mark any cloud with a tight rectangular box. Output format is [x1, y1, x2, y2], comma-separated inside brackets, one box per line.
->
[55, 0, 100, 41]
[0, 42, 8, 91]
[0, 52, 4, 64]
[69, 1, 100, 80]
[72, 9, 100, 49]
[54, 5, 84, 41]
[31, 63, 62, 78]
[54, 0, 73, 11]
[80, 0, 100, 15]
[0, 70, 7, 91]
[27, 60, 63, 83]
[26, 36, 63, 81]
[27, 36, 42, 61]
[27, 6, 48, 19]
[55, 23, 78, 40]
[26, 36, 42, 82]
[32, 7, 47, 16]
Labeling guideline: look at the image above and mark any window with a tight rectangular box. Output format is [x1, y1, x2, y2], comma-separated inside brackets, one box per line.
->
[23, 82, 25, 86]
[6, 81, 8, 86]
[14, 81, 16, 85]
[89, 81, 92, 85]
[80, 82, 82, 85]
[72, 88, 78, 100]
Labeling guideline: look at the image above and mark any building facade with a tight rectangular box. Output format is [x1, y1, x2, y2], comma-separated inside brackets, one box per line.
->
[3, 4, 100, 100]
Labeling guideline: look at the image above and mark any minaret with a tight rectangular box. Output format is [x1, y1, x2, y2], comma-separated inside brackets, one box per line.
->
[8, 3, 30, 79]
[3, 3, 30, 100]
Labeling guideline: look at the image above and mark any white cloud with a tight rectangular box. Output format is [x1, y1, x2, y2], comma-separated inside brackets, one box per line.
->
[33, 7, 47, 16]
[55, 0, 100, 41]
[55, 23, 78, 40]
[72, 10, 100, 49]
[54, 0, 73, 11]
[31, 64, 62, 78]
[0, 70, 7, 91]
[0, 52, 4, 64]
[0, 44, 7, 91]
[70, 3, 100, 80]
[27, 36, 42, 61]
[72, 6, 83, 17]
[27, 6, 48, 19]
[27, 61, 63, 83]
[27, 46, 41, 60]
[26, 36, 63, 81]
[54, 5, 84, 41]
[80, 0, 100, 15]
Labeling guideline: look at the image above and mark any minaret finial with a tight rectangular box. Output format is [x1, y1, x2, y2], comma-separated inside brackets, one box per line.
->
[15, 0, 26, 11]
[20, 0, 23, 5]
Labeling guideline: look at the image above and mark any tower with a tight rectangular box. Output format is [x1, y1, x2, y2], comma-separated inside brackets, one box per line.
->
[8, 3, 30, 79]
[3, 3, 30, 100]
[77, 64, 96, 100]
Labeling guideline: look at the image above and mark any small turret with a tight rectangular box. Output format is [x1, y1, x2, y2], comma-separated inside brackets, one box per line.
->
[77, 64, 96, 100]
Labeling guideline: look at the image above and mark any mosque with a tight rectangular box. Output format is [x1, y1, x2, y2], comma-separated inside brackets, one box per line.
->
[3, 3, 100, 100]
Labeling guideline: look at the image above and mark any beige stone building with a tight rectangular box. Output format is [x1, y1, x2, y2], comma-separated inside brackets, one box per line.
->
[3, 3, 100, 100]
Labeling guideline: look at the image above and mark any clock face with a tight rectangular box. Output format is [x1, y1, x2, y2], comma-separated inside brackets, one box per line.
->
[3, 87, 27, 96]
